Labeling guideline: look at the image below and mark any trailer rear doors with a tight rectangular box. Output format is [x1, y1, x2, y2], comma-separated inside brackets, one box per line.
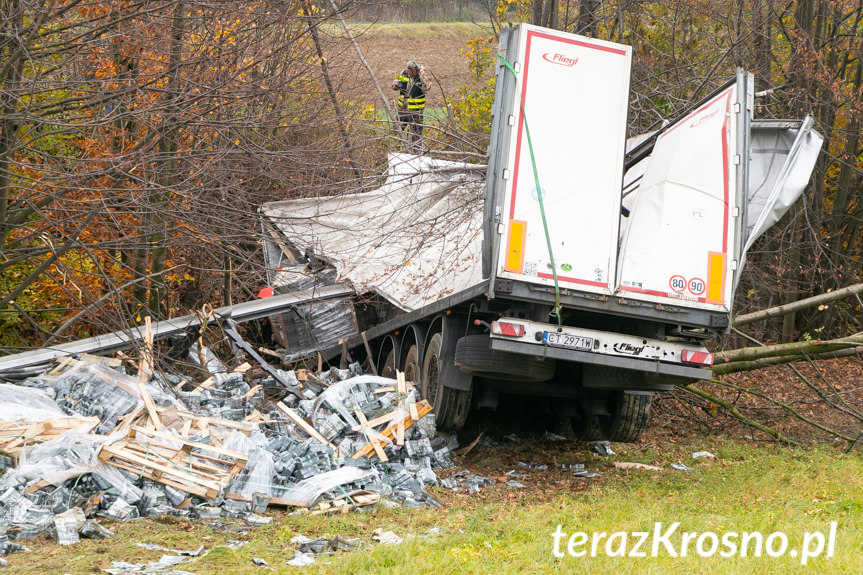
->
[486, 24, 632, 295]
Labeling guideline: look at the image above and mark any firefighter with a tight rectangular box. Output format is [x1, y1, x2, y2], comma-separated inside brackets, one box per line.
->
[392, 60, 426, 151]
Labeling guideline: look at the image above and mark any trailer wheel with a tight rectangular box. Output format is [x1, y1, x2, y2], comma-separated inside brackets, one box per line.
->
[403, 344, 421, 392]
[454, 334, 555, 382]
[379, 348, 396, 379]
[607, 392, 652, 443]
[574, 390, 652, 443]
[579, 365, 652, 442]
[423, 333, 471, 430]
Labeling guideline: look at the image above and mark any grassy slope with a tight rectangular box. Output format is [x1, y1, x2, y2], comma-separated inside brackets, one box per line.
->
[13, 437, 863, 574]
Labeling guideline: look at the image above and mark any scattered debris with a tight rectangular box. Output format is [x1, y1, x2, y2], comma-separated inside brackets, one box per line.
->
[479, 433, 523, 448]
[589, 441, 616, 456]
[0, 351, 458, 558]
[298, 534, 358, 554]
[572, 471, 601, 478]
[670, 463, 692, 472]
[440, 470, 496, 493]
[692, 451, 716, 459]
[372, 528, 404, 545]
[286, 551, 316, 567]
[505, 481, 526, 489]
[104, 541, 237, 574]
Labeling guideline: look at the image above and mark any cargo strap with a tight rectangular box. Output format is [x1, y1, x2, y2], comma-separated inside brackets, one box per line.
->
[497, 54, 562, 325]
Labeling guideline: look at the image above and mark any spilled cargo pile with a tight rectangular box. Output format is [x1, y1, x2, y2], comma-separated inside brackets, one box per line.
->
[0, 350, 458, 557]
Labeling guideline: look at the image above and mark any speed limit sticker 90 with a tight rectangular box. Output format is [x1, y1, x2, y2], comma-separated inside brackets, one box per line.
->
[669, 275, 686, 292]
[688, 277, 706, 295]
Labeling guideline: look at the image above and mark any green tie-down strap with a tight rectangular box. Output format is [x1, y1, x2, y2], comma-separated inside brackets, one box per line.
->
[497, 53, 561, 325]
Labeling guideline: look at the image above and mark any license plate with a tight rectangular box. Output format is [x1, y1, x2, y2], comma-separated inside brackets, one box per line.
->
[544, 332, 594, 351]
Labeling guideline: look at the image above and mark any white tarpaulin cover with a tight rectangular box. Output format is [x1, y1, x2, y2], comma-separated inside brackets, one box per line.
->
[745, 117, 823, 251]
[261, 154, 486, 311]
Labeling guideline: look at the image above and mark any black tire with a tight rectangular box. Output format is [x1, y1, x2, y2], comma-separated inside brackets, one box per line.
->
[575, 366, 652, 442]
[574, 392, 652, 443]
[423, 333, 472, 430]
[607, 392, 652, 443]
[454, 334, 556, 382]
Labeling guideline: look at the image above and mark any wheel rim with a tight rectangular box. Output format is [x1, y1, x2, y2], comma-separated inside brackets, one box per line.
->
[380, 349, 395, 378]
[404, 345, 419, 393]
[425, 353, 440, 406]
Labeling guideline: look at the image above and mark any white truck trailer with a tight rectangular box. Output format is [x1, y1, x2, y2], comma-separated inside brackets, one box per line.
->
[259, 23, 823, 440]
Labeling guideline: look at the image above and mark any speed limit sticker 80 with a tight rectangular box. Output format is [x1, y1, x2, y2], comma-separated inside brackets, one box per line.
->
[669, 275, 706, 296]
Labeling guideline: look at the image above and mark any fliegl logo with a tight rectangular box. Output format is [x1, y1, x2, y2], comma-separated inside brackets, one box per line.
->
[613, 342, 645, 356]
[542, 52, 578, 67]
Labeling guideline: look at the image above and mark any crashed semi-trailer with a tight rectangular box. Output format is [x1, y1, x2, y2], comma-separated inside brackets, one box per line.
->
[258, 23, 823, 440]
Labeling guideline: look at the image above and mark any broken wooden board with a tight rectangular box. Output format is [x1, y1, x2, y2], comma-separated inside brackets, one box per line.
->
[154, 406, 255, 436]
[0, 417, 100, 456]
[354, 409, 387, 462]
[275, 402, 340, 455]
[98, 427, 248, 499]
[349, 409, 400, 432]
[351, 400, 432, 460]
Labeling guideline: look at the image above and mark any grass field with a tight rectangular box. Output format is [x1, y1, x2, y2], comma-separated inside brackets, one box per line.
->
[14, 437, 863, 574]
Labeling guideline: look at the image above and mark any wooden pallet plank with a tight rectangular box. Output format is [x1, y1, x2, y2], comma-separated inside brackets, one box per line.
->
[352, 400, 432, 460]
[275, 402, 339, 454]
[129, 426, 248, 462]
[355, 409, 387, 462]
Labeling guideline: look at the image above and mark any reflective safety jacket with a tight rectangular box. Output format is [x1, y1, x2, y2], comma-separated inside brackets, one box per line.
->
[393, 70, 426, 111]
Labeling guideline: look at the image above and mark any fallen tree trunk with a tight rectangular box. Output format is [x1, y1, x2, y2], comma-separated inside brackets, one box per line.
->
[713, 347, 862, 375]
[732, 282, 863, 327]
[720, 336, 862, 363]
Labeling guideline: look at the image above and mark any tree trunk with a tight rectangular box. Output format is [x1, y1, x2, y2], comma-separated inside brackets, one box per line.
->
[733, 283, 863, 327]
[575, 0, 599, 37]
[0, 0, 23, 249]
[147, 1, 186, 315]
[752, 0, 772, 90]
[303, 1, 362, 185]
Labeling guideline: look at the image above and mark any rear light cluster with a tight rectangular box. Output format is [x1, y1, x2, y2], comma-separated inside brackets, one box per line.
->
[490, 321, 525, 337]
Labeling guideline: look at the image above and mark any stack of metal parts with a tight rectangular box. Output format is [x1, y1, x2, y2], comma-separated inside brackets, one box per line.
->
[0, 351, 460, 557]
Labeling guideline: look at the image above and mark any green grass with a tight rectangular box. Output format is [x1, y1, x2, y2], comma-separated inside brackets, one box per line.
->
[11, 438, 863, 574]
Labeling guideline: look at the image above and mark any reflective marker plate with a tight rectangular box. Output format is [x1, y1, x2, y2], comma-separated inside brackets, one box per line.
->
[543, 332, 594, 351]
